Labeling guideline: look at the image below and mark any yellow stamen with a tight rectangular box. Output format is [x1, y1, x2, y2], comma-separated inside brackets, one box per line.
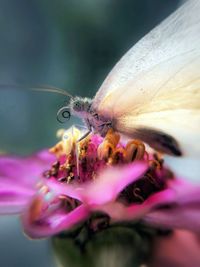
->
[124, 140, 145, 162]
[49, 141, 65, 158]
[97, 128, 120, 160]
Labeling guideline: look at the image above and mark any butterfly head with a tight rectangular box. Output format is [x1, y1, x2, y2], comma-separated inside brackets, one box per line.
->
[57, 95, 113, 138]
[69, 97, 92, 116]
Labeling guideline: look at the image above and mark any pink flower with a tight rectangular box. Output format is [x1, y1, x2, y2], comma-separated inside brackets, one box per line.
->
[0, 126, 200, 239]
[0, 150, 55, 214]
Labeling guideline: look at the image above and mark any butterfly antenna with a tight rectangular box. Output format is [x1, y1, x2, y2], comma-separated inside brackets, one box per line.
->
[0, 83, 74, 99]
[31, 84, 74, 99]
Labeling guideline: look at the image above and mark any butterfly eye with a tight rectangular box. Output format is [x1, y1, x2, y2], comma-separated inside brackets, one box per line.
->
[57, 106, 71, 123]
[73, 101, 82, 111]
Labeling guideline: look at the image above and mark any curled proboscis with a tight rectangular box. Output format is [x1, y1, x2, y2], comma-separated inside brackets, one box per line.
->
[57, 106, 71, 123]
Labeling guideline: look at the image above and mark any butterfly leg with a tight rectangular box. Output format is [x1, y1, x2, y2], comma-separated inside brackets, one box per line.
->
[78, 130, 91, 142]
[78, 119, 92, 142]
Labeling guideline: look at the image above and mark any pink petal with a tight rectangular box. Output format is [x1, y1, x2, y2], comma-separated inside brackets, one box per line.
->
[168, 179, 200, 204]
[143, 180, 200, 232]
[45, 179, 82, 201]
[92, 188, 175, 221]
[0, 198, 30, 214]
[144, 204, 200, 233]
[100, 178, 200, 232]
[22, 200, 89, 238]
[46, 163, 147, 206]
[0, 150, 55, 187]
[0, 150, 55, 214]
[0, 180, 34, 196]
[78, 162, 148, 205]
[0, 178, 35, 214]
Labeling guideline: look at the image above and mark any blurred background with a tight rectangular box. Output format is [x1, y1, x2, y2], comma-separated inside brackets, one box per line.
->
[0, 0, 180, 266]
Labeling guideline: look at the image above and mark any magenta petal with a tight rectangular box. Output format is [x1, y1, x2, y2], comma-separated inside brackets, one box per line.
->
[46, 163, 147, 206]
[0, 150, 55, 214]
[45, 179, 82, 201]
[0, 180, 35, 196]
[168, 180, 200, 204]
[93, 188, 175, 221]
[0, 179, 35, 214]
[0, 181, 33, 214]
[0, 150, 56, 187]
[22, 204, 89, 238]
[127, 188, 175, 219]
[123, 180, 200, 231]
[143, 180, 200, 232]
[0, 198, 29, 214]
[144, 204, 200, 232]
[81, 162, 148, 205]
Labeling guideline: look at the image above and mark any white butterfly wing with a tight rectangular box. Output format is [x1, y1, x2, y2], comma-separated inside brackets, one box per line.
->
[112, 50, 200, 156]
[93, 0, 200, 108]
[92, 0, 200, 157]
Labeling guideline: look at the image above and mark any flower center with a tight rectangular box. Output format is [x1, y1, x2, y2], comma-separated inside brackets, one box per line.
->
[43, 127, 174, 205]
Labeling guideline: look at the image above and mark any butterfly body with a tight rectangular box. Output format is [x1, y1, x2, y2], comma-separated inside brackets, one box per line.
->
[69, 97, 113, 137]
[68, 96, 182, 156]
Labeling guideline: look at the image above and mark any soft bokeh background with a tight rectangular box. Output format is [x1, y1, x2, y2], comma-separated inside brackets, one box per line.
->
[0, 1, 180, 266]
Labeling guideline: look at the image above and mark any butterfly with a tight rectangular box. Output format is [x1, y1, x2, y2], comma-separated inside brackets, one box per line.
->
[56, 0, 199, 158]
[2, 0, 200, 159]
